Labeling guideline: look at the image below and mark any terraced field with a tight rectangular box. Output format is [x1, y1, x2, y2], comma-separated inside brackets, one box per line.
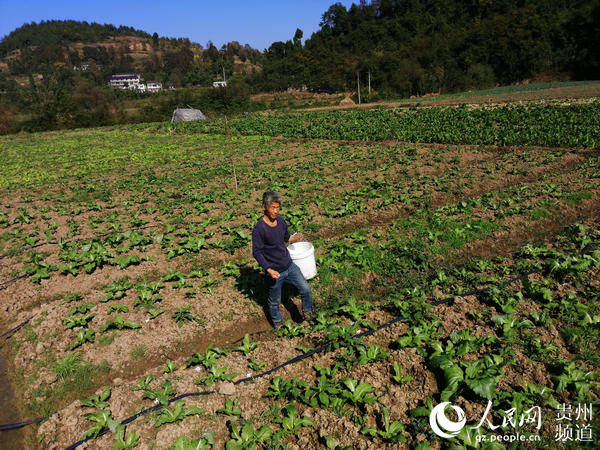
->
[0, 98, 599, 449]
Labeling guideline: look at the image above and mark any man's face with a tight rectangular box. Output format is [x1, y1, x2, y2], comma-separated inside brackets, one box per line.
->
[264, 201, 280, 221]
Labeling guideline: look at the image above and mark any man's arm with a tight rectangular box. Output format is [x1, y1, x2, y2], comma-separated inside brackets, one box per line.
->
[281, 218, 303, 243]
[285, 219, 303, 244]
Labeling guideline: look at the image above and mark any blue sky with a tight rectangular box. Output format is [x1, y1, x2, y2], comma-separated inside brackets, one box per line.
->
[0, 0, 355, 51]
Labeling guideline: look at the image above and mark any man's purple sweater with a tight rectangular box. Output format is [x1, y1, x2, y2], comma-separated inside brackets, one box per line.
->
[252, 217, 292, 272]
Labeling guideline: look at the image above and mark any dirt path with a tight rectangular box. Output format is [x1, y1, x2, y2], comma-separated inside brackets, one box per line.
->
[0, 350, 25, 449]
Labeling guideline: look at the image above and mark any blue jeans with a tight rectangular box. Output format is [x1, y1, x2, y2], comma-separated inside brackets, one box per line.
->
[266, 262, 313, 323]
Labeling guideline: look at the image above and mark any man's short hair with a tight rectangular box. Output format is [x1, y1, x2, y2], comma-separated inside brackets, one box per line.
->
[262, 191, 282, 208]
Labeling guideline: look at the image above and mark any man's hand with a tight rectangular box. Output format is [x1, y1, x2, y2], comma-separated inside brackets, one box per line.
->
[289, 233, 303, 244]
[267, 268, 280, 279]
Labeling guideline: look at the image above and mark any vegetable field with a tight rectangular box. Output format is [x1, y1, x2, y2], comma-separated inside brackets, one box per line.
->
[0, 97, 599, 449]
[147, 100, 600, 148]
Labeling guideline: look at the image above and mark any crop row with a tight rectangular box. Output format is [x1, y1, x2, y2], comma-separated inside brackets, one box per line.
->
[142, 101, 600, 148]
[3, 151, 597, 297]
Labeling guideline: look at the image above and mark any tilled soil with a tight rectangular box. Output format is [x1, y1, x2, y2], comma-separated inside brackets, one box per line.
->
[1, 127, 599, 448]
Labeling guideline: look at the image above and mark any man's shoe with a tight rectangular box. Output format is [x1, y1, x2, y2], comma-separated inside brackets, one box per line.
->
[273, 321, 283, 329]
[302, 310, 314, 322]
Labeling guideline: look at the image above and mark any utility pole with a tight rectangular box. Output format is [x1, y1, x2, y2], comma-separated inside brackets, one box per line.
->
[225, 117, 238, 193]
[368, 71, 371, 96]
[223, 66, 226, 83]
[357, 72, 361, 105]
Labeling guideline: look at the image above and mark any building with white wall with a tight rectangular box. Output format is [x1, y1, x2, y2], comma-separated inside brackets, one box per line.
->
[109, 74, 141, 89]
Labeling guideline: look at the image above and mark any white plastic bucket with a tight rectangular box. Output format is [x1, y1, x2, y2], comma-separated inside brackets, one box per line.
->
[287, 241, 317, 280]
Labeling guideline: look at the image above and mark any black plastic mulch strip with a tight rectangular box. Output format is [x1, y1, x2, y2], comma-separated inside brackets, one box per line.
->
[0, 316, 35, 339]
[0, 415, 50, 431]
[64, 391, 218, 450]
[0, 273, 30, 290]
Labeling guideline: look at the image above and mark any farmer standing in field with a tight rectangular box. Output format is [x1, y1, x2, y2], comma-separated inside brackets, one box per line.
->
[252, 191, 314, 328]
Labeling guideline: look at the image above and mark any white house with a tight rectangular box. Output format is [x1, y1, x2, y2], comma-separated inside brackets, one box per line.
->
[109, 74, 141, 89]
[146, 82, 162, 92]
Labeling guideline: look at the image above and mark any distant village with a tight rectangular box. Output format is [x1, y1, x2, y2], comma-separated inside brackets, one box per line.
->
[108, 74, 227, 92]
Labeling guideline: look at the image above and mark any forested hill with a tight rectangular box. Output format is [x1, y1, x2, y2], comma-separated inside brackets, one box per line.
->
[260, 0, 600, 95]
[0, 20, 150, 55]
[0, 19, 262, 86]
[1, 1, 600, 134]
[3, 2, 599, 97]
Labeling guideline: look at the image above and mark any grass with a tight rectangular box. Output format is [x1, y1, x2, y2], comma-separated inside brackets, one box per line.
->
[31, 358, 111, 416]
[219, 311, 235, 320]
[64, 292, 84, 302]
[53, 354, 82, 380]
[195, 314, 207, 329]
[24, 325, 38, 343]
[531, 207, 551, 220]
[98, 333, 115, 347]
[565, 190, 593, 205]
[132, 344, 147, 358]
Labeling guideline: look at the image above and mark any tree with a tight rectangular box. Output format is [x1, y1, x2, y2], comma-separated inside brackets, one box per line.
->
[68, 51, 81, 68]
[63, 77, 120, 128]
[20, 67, 74, 131]
[293, 28, 303, 48]
[204, 41, 220, 62]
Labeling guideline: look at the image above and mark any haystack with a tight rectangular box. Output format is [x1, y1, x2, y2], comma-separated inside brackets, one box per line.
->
[171, 108, 207, 123]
